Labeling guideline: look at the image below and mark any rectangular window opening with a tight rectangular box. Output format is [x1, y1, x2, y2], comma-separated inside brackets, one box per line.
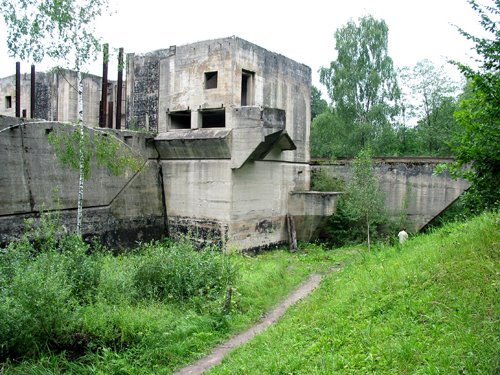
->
[5, 95, 12, 109]
[241, 70, 255, 106]
[201, 108, 225, 128]
[168, 110, 191, 130]
[205, 71, 218, 89]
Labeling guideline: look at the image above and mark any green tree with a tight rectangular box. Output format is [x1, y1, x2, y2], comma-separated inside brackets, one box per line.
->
[342, 149, 385, 251]
[0, 0, 124, 235]
[311, 85, 329, 120]
[319, 15, 401, 157]
[398, 60, 463, 155]
[444, 0, 500, 211]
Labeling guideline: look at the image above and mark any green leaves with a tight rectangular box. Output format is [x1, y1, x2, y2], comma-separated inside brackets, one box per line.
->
[0, 0, 108, 68]
[342, 149, 385, 250]
[448, 0, 500, 211]
[48, 125, 144, 181]
[317, 15, 401, 157]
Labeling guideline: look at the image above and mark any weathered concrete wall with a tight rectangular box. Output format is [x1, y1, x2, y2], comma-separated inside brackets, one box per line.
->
[313, 158, 471, 231]
[0, 117, 166, 247]
[161, 159, 232, 246]
[0, 70, 117, 128]
[128, 37, 311, 164]
[126, 49, 173, 132]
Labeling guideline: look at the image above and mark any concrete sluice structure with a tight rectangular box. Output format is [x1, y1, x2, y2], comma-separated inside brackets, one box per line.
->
[0, 37, 339, 251]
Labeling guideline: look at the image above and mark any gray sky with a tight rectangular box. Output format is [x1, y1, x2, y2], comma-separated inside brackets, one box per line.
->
[0, 0, 486, 95]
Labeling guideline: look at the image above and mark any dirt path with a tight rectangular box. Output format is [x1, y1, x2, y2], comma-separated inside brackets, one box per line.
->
[173, 267, 340, 375]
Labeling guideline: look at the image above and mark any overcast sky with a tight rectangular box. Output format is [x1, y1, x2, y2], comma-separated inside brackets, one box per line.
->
[0, 0, 486, 94]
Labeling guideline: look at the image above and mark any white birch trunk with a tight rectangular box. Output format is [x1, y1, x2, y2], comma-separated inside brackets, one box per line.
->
[76, 69, 84, 236]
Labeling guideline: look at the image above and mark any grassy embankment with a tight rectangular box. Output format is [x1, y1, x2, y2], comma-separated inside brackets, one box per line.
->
[209, 211, 499, 374]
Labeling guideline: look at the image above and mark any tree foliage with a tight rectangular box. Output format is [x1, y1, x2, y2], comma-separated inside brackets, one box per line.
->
[319, 15, 401, 157]
[342, 149, 385, 251]
[311, 85, 329, 120]
[397, 60, 463, 155]
[0, 0, 108, 68]
[48, 125, 144, 181]
[444, 0, 500, 211]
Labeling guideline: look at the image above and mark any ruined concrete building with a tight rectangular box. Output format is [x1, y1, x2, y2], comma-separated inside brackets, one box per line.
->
[0, 69, 124, 128]
[126, 37, 337, 250]
[0, 37, 338, 251]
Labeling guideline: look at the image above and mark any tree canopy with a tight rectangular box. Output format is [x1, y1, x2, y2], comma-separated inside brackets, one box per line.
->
[319, 15, 401, 157]
[1, 0, 108, 69]
[445, 0, 500, 212]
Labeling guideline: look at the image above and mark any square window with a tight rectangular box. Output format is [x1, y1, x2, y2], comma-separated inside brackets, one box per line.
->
[168, 110, 191, 130]
[201, 108, 225, 128]
[205, 71, 218, 89]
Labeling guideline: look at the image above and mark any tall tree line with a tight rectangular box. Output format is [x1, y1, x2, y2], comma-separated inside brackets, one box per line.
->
[312, 15, 464, 159]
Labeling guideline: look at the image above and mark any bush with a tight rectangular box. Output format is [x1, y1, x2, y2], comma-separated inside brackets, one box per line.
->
[311, 168, 346, 192]
[0, 250, 78, 360]
[133, 238, 237, 305]
[0, 216, 102, 360]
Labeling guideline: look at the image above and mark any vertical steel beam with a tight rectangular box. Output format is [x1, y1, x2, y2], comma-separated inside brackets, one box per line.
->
[15, 62, 21, 117]
[30, 64, 36, 118]
[99, 43, 109, 127]
[116, 48, 124, 130]
[108, 101, 113, 128]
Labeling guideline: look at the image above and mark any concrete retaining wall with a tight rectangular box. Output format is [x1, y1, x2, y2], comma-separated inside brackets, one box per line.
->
[313, 158, 470, 231]
[0, 117, 166, 247]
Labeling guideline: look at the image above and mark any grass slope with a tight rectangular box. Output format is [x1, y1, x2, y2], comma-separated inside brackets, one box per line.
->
[209, 212, 499, 374]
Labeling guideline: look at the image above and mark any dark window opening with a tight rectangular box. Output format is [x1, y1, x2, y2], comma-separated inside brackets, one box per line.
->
[205, 71, 218, 89]
[169, 110, 191, 130]
[241, 70, 255, 106]
[22, 109, 26, 118]
[5, 96, 12, 109]
[201, 108, 225, 128]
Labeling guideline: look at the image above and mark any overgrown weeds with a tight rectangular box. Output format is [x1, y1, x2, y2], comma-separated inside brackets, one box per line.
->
[0, 213, 349, 373]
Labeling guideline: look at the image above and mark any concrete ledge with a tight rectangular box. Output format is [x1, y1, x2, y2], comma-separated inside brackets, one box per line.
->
[155, 129, 232, 159]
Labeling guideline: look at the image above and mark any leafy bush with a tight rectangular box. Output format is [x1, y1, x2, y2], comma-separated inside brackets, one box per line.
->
[0, 214, 102, 360]
[311, 168, 346, 192]
[133, 238, 237, 305]
[0, 249, 78, 360]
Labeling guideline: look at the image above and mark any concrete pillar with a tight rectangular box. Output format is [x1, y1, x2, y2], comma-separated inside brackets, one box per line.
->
[191, 110, 200, 129]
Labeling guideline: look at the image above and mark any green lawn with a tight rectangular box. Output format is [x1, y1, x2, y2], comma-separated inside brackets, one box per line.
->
[209, 211, 499, 374]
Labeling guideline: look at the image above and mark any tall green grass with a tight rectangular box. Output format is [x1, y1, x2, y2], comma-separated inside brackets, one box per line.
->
[209, 211, 499, 374]
[0, 218, 351, 373]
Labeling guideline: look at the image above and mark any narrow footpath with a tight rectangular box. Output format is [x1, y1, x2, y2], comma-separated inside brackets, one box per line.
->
[173, 268, 339, 375]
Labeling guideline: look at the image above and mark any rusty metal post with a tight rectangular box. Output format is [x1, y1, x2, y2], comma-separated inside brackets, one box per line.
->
[116, 48, 124, 130]
[30, 64, 36, 118]
[15, 62, 21, 117]
[99, 43, 109, 127]
[108, 101, 113, 128]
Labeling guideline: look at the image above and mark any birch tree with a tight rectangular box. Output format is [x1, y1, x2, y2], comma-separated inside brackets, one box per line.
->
[320, 15, 401, 156]
[1, 0, 112, 235]
[343, 149, 385, 251]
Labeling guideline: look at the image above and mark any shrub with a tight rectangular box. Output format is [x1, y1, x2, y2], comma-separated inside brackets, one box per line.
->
[311, 168, 346, 192]
[0, 250, 78, 360]
[133, 238, 237, 305]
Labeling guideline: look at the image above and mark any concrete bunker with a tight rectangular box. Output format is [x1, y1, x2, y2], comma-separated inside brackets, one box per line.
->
[0, 37, 340, 251]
